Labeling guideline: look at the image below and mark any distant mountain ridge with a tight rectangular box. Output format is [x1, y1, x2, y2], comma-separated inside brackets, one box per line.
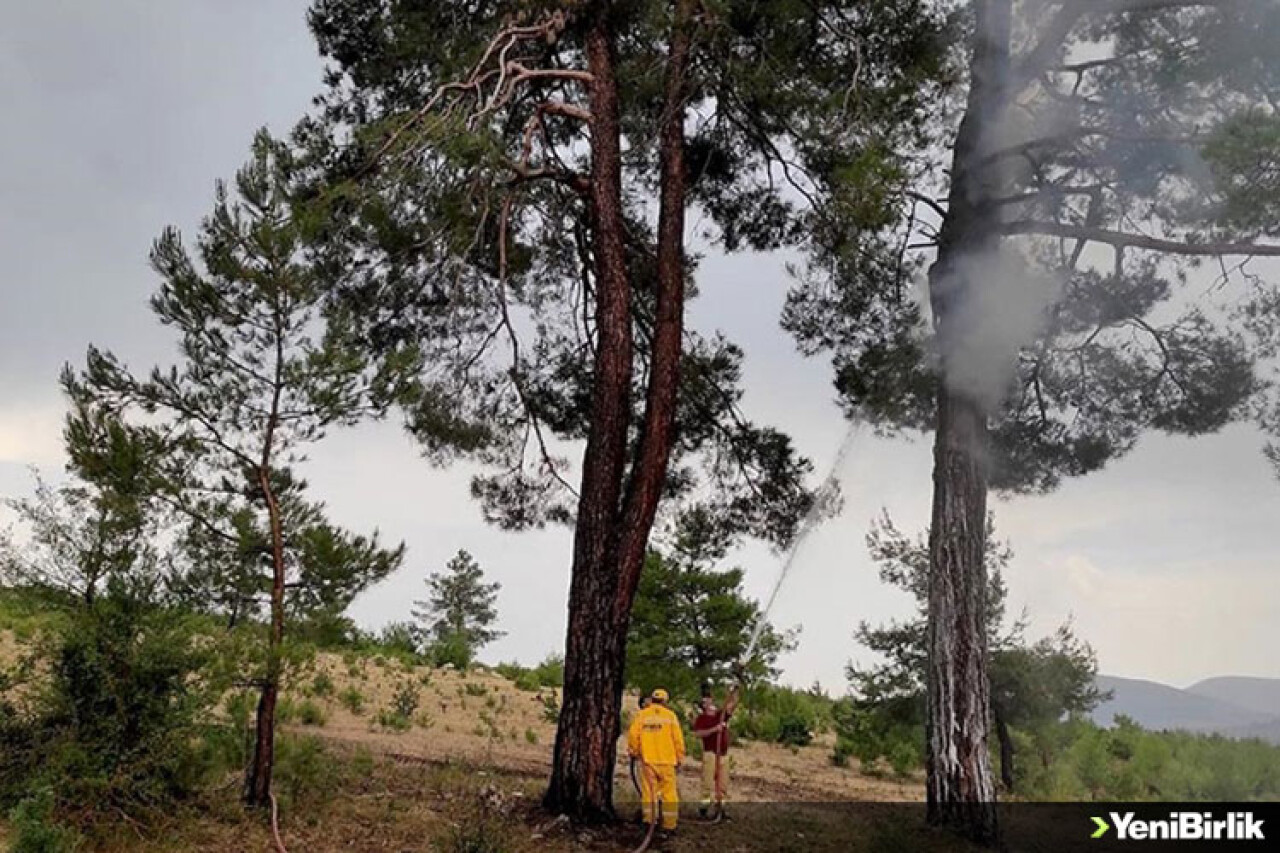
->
[1187, 676, 1280, 718]
[1091, 674, 1280, 744]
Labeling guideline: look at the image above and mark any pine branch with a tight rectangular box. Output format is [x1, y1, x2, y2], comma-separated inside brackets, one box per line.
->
[1017, 0, 1228, 83]
[1003, 220, 1280, 256]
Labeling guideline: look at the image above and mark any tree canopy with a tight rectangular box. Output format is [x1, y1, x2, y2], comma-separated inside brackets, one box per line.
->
[295, 0, 954, 819]
[787, 0, 1280, 494]
[295, 0, 952, 543]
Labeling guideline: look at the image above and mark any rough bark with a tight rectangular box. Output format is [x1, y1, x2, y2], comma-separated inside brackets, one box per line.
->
[544, 0, 692, 820]
[543, 4, 636, 821]
[614, 0, 691, 622]
[925, 386, 998, 842]
[924, 0, 1011, 845]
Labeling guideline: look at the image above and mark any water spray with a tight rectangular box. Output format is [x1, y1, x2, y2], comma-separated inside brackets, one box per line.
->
[741, 421, 861, 664]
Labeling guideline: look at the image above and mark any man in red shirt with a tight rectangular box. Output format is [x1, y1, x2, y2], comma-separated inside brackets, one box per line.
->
[691, 683, 739, 818]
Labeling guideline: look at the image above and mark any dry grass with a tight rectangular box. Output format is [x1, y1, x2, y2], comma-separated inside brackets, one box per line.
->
[1, 632, 936, 851]
[78, 755, 960, 853]
[291, 652, 924, 804]
[0, 629, 20, 668]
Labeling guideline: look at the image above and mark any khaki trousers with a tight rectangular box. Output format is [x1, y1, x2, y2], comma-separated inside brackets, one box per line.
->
[700, 752, 728, 805]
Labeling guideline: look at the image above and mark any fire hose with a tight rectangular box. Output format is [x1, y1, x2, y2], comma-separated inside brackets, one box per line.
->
[629, 757, 662, 853]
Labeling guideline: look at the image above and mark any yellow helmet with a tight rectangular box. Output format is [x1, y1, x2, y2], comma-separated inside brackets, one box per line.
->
[651, 688, 669, 703]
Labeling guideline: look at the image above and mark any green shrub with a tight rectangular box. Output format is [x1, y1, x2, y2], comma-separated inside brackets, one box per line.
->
[297, 699, 327, 727]
[494, 661, 525, 682]
[539, 692, 560, 725]
[831, 737, 855, 768]
[293, 611, 361, 649]
[533, 654, 564, 688]
[193, 720, 251, 782]
[7, 790, 81, 853]
[734, 684, 829, 747]
[393, 681, 422, 718]
[223, 690, 254, 729]
[273, 735, 340, 808]
[888, 740, 919, 777]
[311, 671, 334, 697]
[464, 682, 488, 698]
[830, 698, 923, 776]
[277, 696, 298, 724]
[378, 622, 421, 660]
[339, 687, 365, 715]
[525, 728, 539, 745]
[777, 713, 814, 747]
[376, 709, 412, 731]
[513, 670, 540, 692]
[0, 591, 216, 830]
[429, 633, 473, 670]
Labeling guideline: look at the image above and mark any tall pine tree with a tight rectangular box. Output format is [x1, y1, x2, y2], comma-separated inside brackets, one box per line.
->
[297, 0, 949, 818]
[71, 133, 403, 807]
[626, 508, 794, 698]
[786, 1, 1280, 841]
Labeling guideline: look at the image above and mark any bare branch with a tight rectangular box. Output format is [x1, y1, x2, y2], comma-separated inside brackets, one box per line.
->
[360, 14, 589, 176]
[494, 192, 580, 500]
[906, 191, 948, 220]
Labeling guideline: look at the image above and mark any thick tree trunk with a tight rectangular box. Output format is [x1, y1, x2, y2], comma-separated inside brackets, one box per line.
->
[994, 704, 1015, 792]
[544, 0, 692, 820]
[245, 466, 287, 807]
[924, 0, 1011, 846]
[544, 4, 636, 821]
[926, 386, 998, 842]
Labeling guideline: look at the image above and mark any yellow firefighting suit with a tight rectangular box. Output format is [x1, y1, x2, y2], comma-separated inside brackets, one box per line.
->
[627, 702, 685, 829]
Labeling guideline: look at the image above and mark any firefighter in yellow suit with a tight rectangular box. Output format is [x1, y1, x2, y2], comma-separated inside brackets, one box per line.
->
[627, 687, 685, 831]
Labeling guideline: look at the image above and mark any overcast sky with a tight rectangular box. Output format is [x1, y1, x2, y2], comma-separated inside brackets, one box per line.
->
[3, 1, 1278, 693]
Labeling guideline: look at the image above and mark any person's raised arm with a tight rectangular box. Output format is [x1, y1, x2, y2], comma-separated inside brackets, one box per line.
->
[724, 685, 741, 718]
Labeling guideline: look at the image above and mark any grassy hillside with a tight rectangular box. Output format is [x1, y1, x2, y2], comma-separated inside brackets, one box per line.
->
[0, 592, 935, 852]
[6, 593, 1280, 852]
